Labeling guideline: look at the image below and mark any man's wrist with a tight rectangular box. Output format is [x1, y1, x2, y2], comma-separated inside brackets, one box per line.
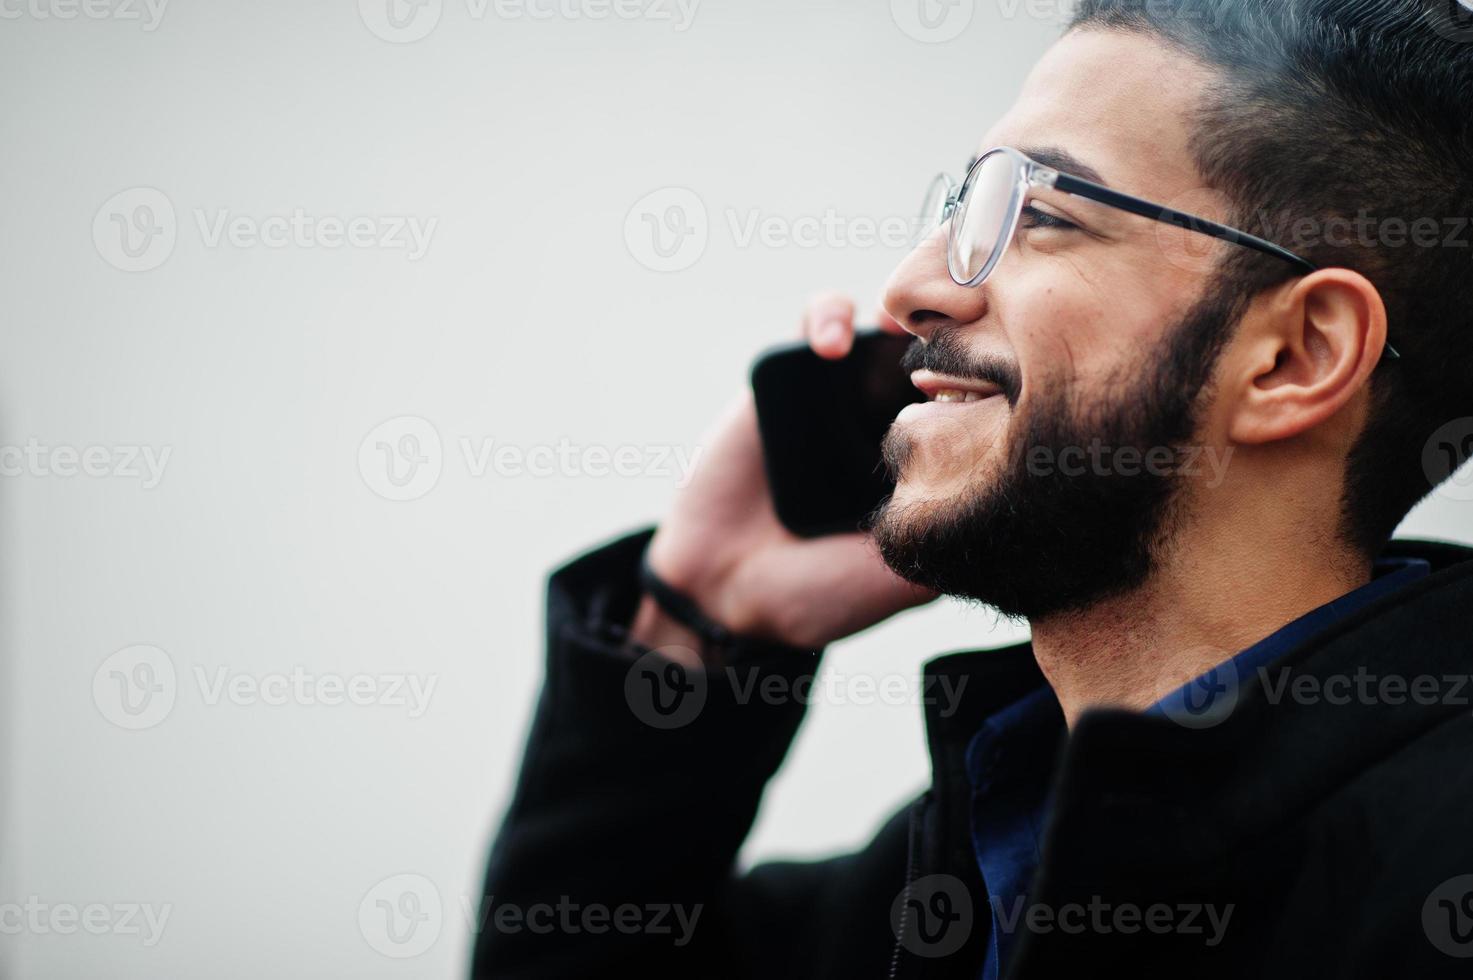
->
[626, 595, 707, 668]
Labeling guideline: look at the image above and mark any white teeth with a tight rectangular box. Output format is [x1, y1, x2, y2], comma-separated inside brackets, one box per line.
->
[933, 389, 987, 403]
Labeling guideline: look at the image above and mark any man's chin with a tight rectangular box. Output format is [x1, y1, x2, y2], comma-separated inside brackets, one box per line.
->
[871, 489, 1020, 615]
[881, 426, 1009, 514]
[880, 476, 964, 525]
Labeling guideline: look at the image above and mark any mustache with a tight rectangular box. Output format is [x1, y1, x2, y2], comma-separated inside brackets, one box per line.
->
[899, 327, 1022, 406]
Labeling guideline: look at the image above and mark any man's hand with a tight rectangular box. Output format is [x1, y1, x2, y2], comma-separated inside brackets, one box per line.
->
[630, 294, 936, 663]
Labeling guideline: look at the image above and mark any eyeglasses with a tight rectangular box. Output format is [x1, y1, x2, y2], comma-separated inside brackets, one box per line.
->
[917, 146, 1401, 360]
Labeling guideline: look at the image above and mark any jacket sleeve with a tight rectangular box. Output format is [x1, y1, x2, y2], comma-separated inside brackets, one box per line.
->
[470, 528, 911, 979]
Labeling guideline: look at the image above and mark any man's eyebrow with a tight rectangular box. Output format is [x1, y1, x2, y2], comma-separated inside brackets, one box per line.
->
[964, 146, 1110, 188]
[1020, 146, 1108, 186]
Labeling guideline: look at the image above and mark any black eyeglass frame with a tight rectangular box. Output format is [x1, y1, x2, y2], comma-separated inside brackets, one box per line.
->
[933, 146, 1401, 360]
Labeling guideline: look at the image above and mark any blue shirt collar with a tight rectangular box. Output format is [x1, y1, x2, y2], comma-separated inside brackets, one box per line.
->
[1148, 557, 1431, 721]
[962, 556, 1431, 980]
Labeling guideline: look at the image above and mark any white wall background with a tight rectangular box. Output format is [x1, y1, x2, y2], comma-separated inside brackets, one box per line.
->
[1, 2, 1469, 977]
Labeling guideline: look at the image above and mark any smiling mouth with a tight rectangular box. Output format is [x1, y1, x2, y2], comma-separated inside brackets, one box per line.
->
[910, 369, 1004, 403]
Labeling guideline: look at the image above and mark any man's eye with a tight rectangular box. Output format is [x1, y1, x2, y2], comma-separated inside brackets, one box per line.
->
[1020, 206, 1077, 231]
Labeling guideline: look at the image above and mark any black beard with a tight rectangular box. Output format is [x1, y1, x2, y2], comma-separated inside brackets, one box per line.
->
[871, 285, 1240, 621]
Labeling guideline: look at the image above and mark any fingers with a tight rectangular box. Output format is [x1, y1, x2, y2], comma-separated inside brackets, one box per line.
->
[802, 293, 909, 361]
[803, 292, 855, 360]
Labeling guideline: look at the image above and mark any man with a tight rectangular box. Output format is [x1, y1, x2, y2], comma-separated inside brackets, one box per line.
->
[474, 1, 1473, 976]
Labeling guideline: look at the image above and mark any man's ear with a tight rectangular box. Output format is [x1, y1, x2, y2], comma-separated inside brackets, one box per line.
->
[1225, 269, 1389, 446]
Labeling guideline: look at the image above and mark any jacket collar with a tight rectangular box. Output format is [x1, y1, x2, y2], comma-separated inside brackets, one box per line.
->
[920, 539, 1473, 873]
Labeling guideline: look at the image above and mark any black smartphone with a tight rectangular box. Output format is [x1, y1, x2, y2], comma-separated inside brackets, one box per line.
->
[751, 329, 923, 538]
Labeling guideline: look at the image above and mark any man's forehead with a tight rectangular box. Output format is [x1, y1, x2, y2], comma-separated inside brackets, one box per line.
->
[977, 28, 1213, 195]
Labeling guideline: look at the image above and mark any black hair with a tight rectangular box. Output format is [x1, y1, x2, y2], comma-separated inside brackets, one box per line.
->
[1070, 0, 1473, 556]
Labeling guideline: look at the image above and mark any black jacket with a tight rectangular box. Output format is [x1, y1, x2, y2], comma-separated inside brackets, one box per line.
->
[473, 528, 1473, 978]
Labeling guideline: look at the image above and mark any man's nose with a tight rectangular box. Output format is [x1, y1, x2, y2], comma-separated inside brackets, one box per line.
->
[881, 226, 990, 342]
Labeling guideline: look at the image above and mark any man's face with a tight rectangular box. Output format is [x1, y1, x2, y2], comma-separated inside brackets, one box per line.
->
[873, 28, 1240, 619]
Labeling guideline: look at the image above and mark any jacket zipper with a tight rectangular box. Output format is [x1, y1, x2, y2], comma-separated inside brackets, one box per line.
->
[887, 798, 926, 980]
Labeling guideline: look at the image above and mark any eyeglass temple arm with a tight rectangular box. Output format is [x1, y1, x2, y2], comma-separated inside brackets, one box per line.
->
[1048, 171, 1400, 360]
